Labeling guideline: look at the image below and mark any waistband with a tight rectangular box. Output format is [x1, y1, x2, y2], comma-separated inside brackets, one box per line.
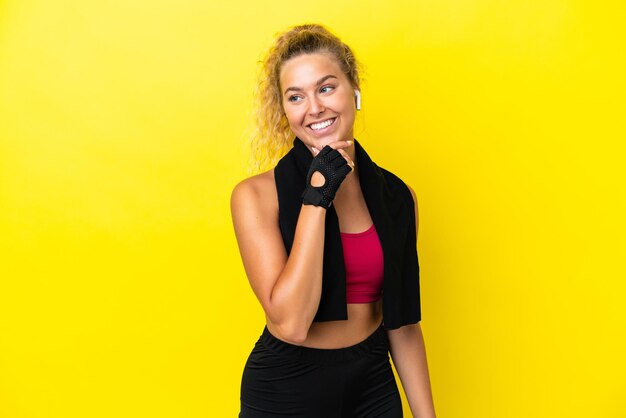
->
[259, 322, 388, 365]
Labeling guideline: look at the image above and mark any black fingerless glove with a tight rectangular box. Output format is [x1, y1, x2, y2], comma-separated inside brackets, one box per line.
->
[301, 145, 352, 208]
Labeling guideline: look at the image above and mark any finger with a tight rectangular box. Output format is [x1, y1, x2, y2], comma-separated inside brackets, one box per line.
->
[319, 145, 334, 156]
[329, 141, 353, 151]
[333, 157, 353, 175]
[321, 139, 353, 151]
[327, 148, 345, 162]
[336, 148, 354, 165]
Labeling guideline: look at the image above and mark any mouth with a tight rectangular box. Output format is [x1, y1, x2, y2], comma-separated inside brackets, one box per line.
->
[307, 117, 337, 134]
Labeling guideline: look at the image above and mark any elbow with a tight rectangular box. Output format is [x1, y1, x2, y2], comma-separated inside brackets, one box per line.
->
[277, 322, 309, 344]
[282, 330, 308, 345]
[267, 285, 311, 344]
[271, 317, 309, 345]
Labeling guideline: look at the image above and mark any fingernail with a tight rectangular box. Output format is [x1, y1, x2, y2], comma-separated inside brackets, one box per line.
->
[347, 140, 353, 145]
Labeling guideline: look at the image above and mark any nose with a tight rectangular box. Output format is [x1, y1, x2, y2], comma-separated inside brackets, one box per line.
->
[308, 96, 325, 116]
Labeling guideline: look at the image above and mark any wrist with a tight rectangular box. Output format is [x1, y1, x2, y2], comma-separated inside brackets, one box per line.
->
[301, 186, 332, 208]
[300, 203, 328, 220]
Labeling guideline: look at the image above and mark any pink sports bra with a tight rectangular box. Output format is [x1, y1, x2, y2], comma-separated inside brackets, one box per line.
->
[340, 223, 384, 303]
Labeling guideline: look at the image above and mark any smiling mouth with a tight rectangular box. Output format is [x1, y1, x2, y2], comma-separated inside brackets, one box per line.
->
[308, 117, 337, 131]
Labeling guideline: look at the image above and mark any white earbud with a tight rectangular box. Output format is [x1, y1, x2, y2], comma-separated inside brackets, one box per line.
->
[354, 89, 361, 111]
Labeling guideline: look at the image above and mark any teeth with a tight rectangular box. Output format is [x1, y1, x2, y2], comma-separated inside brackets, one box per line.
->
[310, 118, 335, 130]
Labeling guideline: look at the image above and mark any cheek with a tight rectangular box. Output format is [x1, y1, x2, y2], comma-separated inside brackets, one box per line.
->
[284, 107, 305, 126]
[335, 94, 354, 112]
[283, 111, 295, 126]
[337, 97, 355, 117]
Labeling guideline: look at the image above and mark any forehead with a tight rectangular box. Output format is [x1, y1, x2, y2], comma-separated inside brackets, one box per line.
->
[279, 52, 346, 88]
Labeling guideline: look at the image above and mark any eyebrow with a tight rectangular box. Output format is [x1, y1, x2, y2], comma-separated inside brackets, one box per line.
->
[283, 75, 338, 96]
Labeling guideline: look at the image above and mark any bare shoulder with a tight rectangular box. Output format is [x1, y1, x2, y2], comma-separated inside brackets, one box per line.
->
[231, 168, 277, 199]
[230, 169, 282, 263]
[230, 168, 278, 217]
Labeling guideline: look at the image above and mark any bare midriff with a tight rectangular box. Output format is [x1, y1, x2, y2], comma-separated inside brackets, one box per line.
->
[266, 299, 383, 349]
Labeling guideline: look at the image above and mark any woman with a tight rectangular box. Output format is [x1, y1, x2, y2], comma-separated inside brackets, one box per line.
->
[231, 24, 436, 418]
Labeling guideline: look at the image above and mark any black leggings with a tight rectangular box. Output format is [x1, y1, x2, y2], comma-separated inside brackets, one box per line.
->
[239, 322, 403, 417]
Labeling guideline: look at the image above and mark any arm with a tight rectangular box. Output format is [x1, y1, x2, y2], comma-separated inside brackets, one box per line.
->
[386, 184, 436, 418]
[231, 142, 353, 343]
[230, 177, 326, 344]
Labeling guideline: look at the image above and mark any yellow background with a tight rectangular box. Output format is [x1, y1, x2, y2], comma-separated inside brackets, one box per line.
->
[1, 1, 624, 417]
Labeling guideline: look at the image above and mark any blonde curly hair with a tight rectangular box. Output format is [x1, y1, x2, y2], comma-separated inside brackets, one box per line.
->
[246, 23, 363, 175]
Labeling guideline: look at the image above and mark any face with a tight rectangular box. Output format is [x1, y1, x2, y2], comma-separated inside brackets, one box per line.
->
[279, 52, 357, 150]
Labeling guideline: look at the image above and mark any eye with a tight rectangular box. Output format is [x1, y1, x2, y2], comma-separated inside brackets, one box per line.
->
[320, 85, 335, 94]
[288, 95, 303, 103]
